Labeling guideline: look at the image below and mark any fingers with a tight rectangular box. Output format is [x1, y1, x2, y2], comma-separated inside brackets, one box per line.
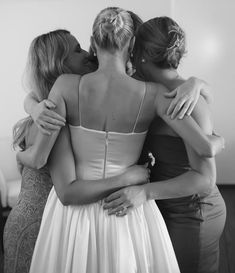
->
[43, 109, 66, 123]
[116, 207, 131, 217]
[170, 98, 186, 119]
[176, 100, 192, 119]
[36, 120, 61, 132]
[164, 89, 177, 98]
[104, 190, 122, 203]
[103, 197, 125, 210]
[166, 98, 178, 116]
[42, 116, 65, 127]
[186, 100, 197, 116]
[44, 100, 56, 109]
[107, 202, 130, 216]
[36, 126, 52, 135]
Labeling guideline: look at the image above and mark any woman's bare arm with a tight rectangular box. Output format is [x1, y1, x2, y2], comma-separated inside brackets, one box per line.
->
[154, 83, 224, 157]
[24, 92, 65, 135]
[165, 76, 213, 119]
[17, 75, 72, 169]
[145, 96, 218, 200]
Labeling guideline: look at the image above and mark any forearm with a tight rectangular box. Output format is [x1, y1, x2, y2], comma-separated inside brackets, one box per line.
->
[17, 147, 47, 169]
[145, 143, 216, 201]
[24, 93, 39, 115]
[145, 168, 213, 201]
[17, 131, 59, 169]
[56, 174, 127, 206]
[16, 148, 42, 169]
[207, 135, 224, 157]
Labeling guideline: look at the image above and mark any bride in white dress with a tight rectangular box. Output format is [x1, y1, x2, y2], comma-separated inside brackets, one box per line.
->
[27, 7, 222, 273]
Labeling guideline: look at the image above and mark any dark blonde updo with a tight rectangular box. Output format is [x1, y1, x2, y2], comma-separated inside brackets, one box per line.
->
[92, 7, 134, 51]
[134, 16, 185, 69]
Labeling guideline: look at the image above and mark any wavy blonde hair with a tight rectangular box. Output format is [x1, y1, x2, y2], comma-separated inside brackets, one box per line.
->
[92, 7, 134, 51]
[13, 29, 72, 150]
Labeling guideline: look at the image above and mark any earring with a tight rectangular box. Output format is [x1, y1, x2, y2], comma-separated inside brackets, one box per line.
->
[141, 58, 146, 63]
[94, 52, 97, 56]
[130, 52, 133, 58]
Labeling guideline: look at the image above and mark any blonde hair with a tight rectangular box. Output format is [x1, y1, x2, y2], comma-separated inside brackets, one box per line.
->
[13, 29, 72, 150]
[92, 7, 134, 51]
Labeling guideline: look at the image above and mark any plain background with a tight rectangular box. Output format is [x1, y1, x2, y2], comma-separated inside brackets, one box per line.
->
[0, 0, 234, 184]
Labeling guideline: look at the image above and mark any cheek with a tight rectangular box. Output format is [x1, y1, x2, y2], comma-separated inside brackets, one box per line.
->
[68, 56, 83, 73]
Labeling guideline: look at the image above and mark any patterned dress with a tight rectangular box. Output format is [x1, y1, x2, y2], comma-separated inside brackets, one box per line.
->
[3, 166, 52, 273]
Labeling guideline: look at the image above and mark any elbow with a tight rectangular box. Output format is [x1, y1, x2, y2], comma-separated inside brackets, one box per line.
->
[57, 191, 70, 206]
[56, 187, 83, 206]
[198, 143, 215, 158]
[31, 157, 47, 170]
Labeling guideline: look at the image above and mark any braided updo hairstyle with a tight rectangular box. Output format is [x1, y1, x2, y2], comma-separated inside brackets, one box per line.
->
[134, 16, 185, 69]
[92, 7, 134, 51]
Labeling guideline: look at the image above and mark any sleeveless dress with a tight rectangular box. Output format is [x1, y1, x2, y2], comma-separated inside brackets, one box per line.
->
[29, 85, 180, 273]
[3, 166, 52, 273]
[147, 134, 226, 273]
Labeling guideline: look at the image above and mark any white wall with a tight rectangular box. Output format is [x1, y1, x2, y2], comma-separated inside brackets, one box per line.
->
[0, 0, 234, 184]
[173, 0, 235, 184]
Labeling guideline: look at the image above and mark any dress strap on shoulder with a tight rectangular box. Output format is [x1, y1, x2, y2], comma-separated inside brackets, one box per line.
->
[78, 76, 83, 126]
[132, 82, 147, 133]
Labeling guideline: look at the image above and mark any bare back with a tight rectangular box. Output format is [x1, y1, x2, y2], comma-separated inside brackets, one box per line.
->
[64, 72, 157, 133]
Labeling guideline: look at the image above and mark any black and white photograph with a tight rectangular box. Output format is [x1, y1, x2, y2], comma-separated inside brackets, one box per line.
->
[0, 0, 234, 272]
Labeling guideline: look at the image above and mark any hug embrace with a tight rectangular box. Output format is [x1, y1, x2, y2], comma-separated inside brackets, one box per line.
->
[4, 7, 226, 273]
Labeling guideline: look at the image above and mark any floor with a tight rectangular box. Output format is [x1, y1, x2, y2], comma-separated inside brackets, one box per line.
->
[0, 185, 234, 273]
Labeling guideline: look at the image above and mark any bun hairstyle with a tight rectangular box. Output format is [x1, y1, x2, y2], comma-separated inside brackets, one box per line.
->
[127, 11, 143, 34]
[92, 7, 134, 51]
[135, 16, 185, 69]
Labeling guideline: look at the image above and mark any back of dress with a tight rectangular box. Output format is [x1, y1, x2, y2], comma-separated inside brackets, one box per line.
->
[69, 76, 148, 180]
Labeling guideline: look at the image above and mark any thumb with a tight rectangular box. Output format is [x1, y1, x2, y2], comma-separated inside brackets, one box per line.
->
[44, 99, 56, 109]
[164, 88, 177, 98]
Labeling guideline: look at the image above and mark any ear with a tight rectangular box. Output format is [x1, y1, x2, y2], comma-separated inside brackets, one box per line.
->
[90, 36, 96, 54]
[128, 36, 136, 53]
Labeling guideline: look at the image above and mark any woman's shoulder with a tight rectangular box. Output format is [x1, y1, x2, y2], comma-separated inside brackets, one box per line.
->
[147, 82, 168, 95]
[51, 74, 81, 100]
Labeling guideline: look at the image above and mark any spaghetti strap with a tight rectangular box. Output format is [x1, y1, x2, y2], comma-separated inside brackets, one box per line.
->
[132, 82, 147, 133]
[78, 76, 83, 126]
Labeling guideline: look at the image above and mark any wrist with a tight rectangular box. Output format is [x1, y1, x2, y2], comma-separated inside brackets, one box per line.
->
[143, 184, 151, 201]
[115, 172, 128, 187]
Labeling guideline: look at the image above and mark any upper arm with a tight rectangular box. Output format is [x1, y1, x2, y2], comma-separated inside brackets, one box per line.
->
[153, 84, 213, 157]
[24, 92, 39, 115]
[184, 99, 216, 188]
[48, 125, 76, 202]
[24, 75, 73, 167]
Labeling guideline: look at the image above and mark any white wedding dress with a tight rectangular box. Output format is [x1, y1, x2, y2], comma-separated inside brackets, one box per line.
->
[29, 84, 180, 273]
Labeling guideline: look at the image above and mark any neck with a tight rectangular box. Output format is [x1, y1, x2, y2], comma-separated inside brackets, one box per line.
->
[97, 50, 127, 73]
[139, 62, 184, 89]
